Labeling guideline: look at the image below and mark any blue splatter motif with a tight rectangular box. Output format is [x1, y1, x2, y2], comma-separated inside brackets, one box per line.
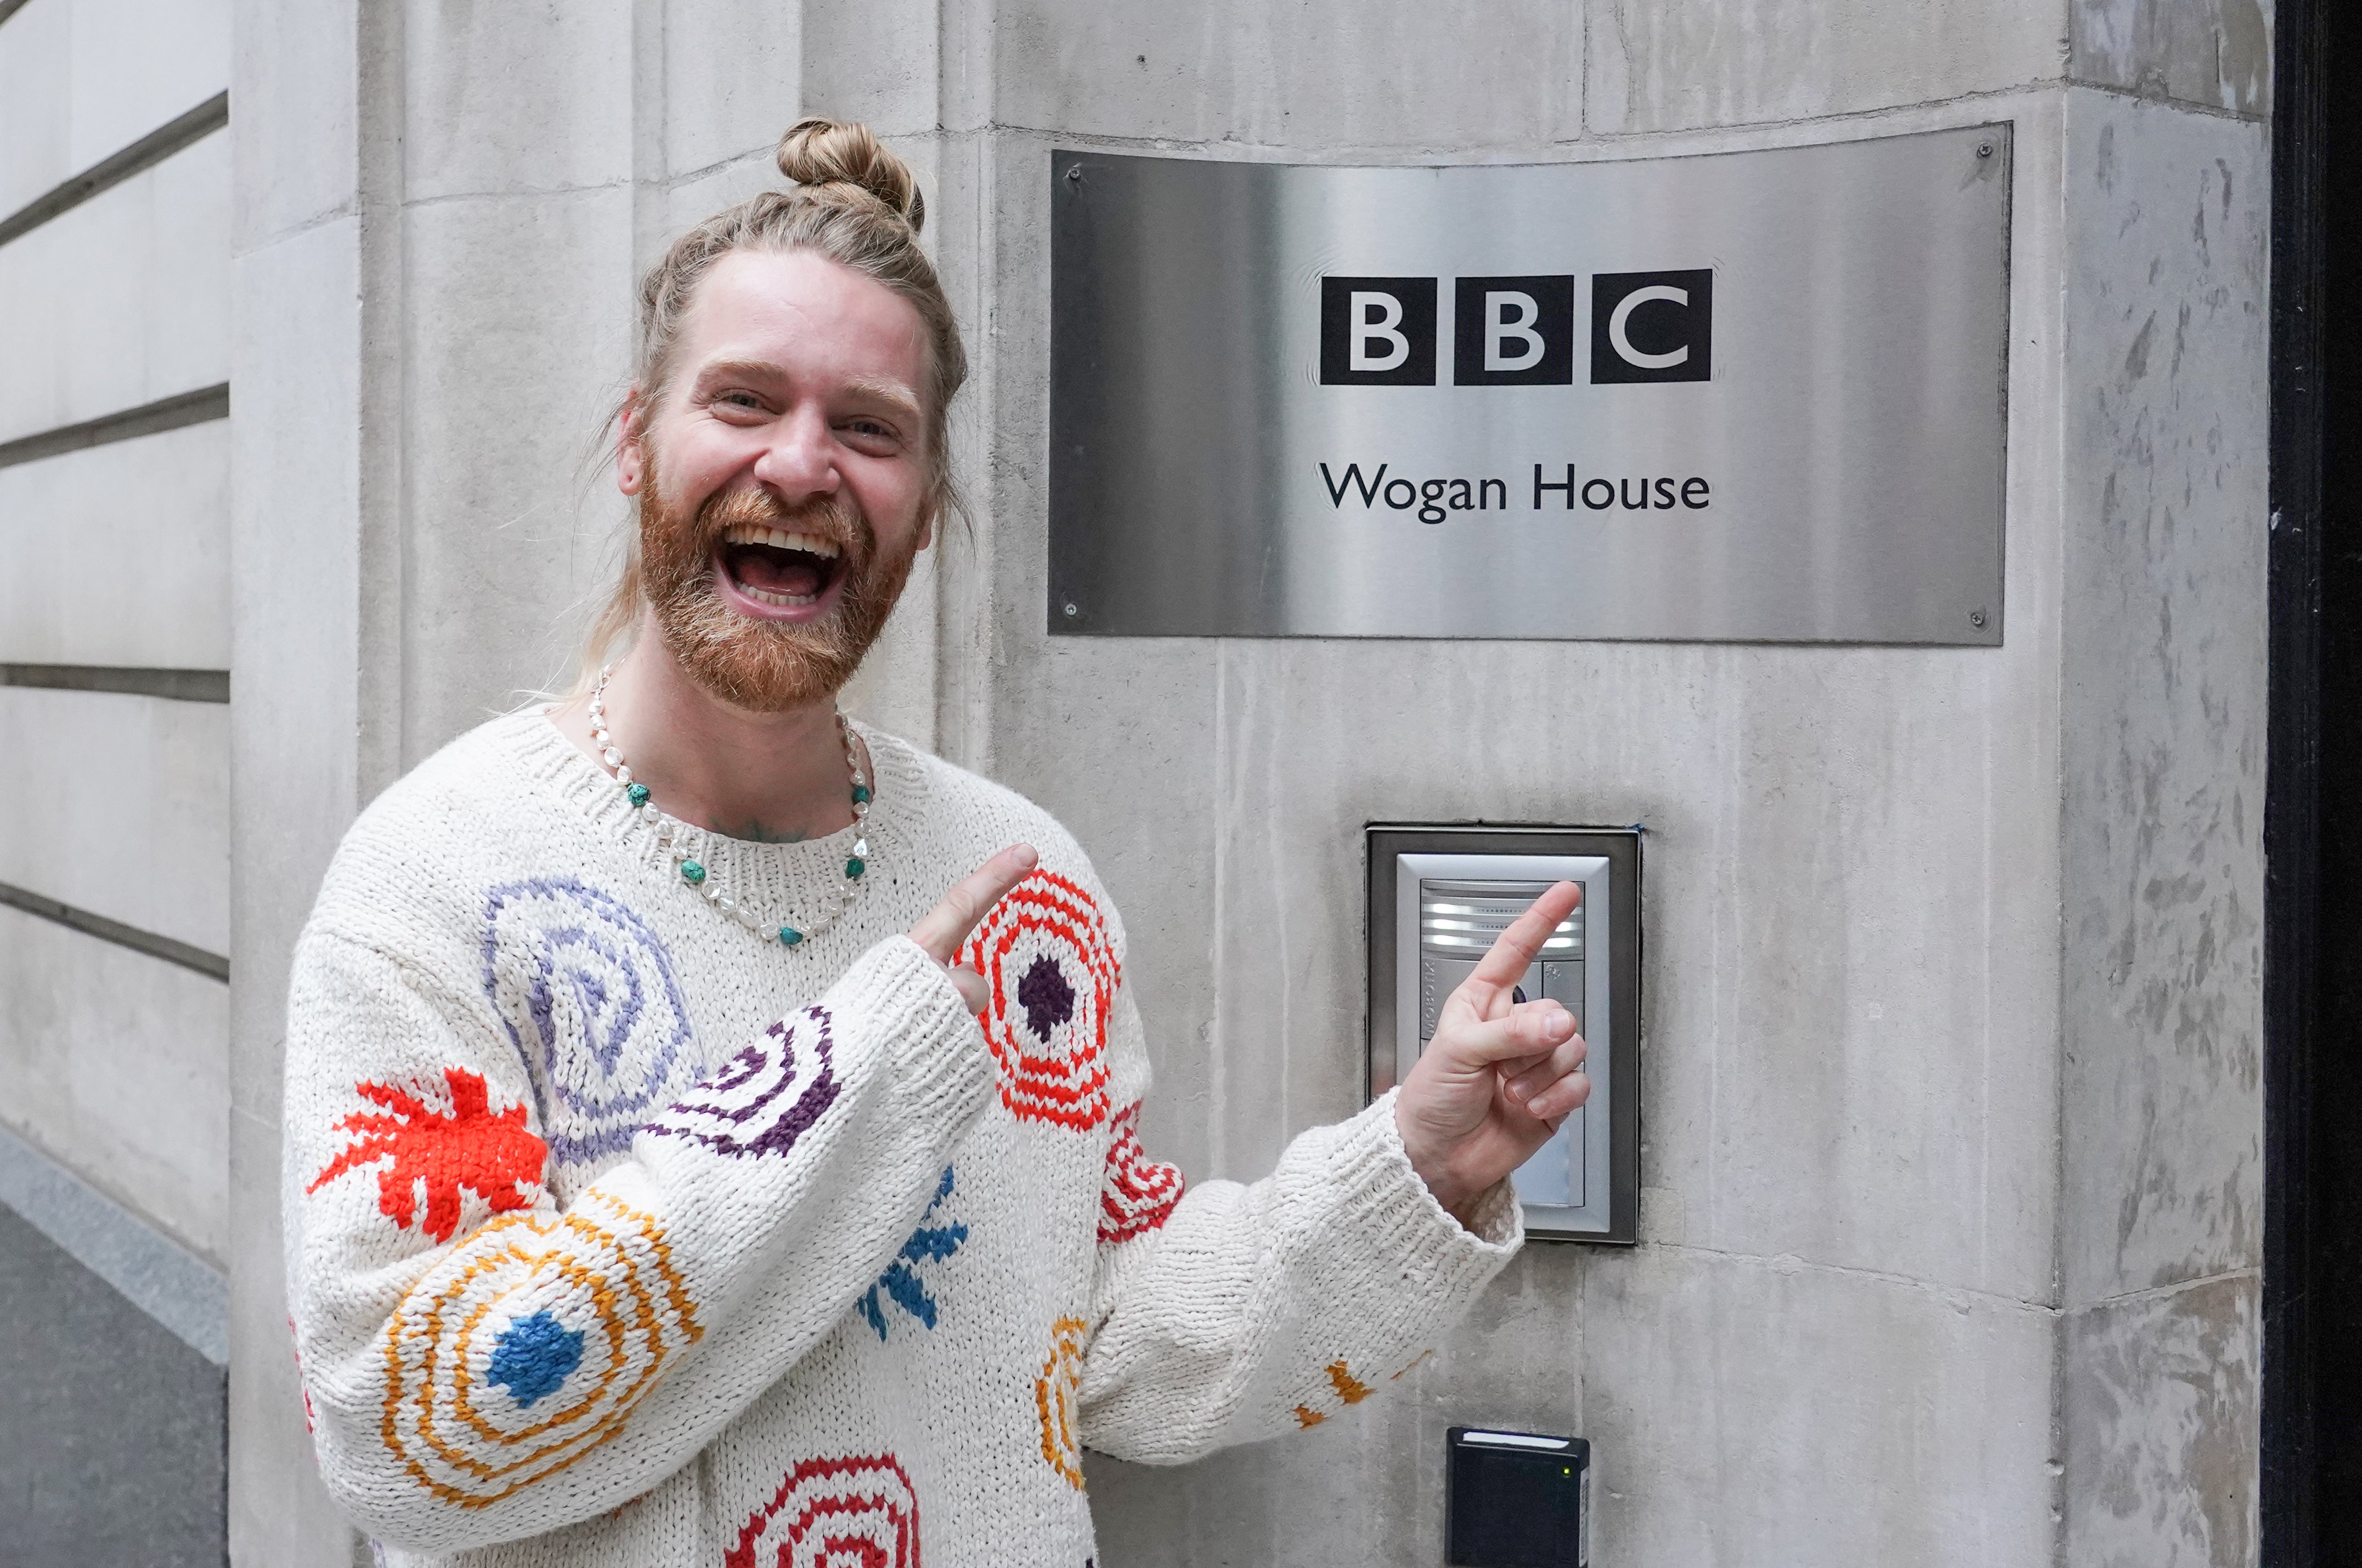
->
[858, 1167, 968, 1340]
[487, 1310, 585, 1408]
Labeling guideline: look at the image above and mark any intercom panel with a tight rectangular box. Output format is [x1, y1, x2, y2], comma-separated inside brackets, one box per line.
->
[1368, 826, 1640, 1243]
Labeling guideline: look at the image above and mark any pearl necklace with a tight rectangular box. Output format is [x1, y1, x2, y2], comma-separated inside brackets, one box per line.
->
[586, 665, 872, 949]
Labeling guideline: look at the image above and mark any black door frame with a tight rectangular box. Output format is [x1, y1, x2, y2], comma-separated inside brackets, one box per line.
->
[2265, 0, 2358, 1558]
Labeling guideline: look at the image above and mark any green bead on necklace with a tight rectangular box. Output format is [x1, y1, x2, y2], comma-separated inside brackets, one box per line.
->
[585, 665, 873, 948]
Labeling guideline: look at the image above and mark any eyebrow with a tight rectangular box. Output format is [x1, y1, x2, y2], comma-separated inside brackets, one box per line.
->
[836, 375, 924, 427]
[694, 360, 923, 427]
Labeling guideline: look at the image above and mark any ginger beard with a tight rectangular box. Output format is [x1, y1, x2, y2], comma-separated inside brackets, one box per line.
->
[636, 459, 919, 712]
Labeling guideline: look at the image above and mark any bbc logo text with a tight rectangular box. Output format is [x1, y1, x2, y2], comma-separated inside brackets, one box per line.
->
[1319, 270, 1713, 387]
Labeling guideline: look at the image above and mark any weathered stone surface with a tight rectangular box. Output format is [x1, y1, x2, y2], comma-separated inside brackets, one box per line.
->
[2071, 0, 2271, 116]
[229, 0, 355, 248]
[2065, 1272, 2259, 1567]
[0, 422, 230, 670]
[1587, 0, 2063, 134]
[2050, 85, 2266, 1568]
[0, 0, 231, 216]
[401, 0, 633, 201]
[399, 186, 637, 752]
[990, 0, 1581, 149]
[1, 687, 230, 955]
[1090, 1242, 2054, 1566]
[0, 907, 228, 1265]
[2058, 90, 2267, 1306]
[0, 130, 228, 446]
[228, 128, 371, 1568]
[802, 0, 943, 138]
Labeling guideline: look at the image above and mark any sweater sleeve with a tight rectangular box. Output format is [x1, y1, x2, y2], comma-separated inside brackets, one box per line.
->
[1074, 988, 1523, 1463]
[282, 926, 991, 1553]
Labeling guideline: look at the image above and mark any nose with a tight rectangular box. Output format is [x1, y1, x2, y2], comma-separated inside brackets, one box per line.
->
[749, 401, 841, 504]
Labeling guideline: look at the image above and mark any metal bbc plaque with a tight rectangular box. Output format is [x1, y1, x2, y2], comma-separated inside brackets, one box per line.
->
[1048, 126, 2012, 644]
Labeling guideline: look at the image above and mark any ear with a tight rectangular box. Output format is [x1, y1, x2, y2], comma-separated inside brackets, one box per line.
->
[615, 387, 648, 496]
[913, 476, 947, 553]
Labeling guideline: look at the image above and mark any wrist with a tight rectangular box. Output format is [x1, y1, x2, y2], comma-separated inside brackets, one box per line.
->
[1393, 1101, 1485, 1227]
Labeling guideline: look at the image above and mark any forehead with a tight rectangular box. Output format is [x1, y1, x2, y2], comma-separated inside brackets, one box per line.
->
[671, 247, 929, 397]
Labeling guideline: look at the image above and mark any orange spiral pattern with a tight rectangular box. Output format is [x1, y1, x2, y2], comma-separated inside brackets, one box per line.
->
[1034, 1315, 1089, 1490]
[376, 1191, 700, 1508]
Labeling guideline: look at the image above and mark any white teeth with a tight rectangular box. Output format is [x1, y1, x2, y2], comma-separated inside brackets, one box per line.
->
[721, 523, 840, 558]
[737, 581, 819, 608]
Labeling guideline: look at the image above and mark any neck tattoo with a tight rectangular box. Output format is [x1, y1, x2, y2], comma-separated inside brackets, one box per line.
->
[586, 664, 872, 949]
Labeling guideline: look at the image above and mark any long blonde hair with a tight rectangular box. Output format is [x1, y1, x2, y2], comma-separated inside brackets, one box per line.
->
[572, 118, 968, 692]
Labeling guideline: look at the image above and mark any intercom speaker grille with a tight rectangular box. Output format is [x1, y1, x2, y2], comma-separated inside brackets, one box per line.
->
[1419, 880, 1584, 958]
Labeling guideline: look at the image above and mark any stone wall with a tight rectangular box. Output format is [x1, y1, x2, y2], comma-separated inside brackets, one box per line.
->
[0, 0, 238, 1556]
[0, 0, 233, 1270]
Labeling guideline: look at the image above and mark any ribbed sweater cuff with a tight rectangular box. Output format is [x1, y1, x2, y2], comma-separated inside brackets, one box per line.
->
[1323, 1090, 1524, 1300]
[829, 934, 995, 1127]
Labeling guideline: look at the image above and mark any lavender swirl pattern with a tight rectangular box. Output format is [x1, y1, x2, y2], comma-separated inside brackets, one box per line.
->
[482, 878, 699, 1165]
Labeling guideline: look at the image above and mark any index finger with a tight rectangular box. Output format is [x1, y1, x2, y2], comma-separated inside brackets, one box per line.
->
[909, 844, 1039, 963]
[1466, 880, 1583, 991]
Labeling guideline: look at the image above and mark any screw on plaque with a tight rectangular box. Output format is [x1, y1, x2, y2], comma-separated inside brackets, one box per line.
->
[1969, 608, 1988, 628]
[1063, 602, 1080, 616]
[1065, 165, 1083, 185]
[1977, 141, 1994, 159]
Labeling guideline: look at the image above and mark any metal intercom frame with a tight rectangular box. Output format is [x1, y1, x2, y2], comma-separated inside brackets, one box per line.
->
[1368, 825, 1641, 1244]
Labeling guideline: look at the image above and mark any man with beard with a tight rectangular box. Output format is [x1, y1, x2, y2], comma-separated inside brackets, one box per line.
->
[281, 120, 1590, 1567]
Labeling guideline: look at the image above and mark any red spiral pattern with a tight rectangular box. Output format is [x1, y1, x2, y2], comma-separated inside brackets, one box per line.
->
[725, 1454, 919, 1568]
[959, 870, 1119, 1131]
[1097, 1102, 1185, 1243]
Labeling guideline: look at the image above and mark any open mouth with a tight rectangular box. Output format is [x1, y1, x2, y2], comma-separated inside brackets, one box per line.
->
[717, 523, 845, 608]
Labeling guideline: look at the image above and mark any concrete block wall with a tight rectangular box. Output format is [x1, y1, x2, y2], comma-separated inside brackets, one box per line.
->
[0, 0, 238, 1558]
[0, 0, 234, 1268]
[0, 0, 231, 213]
[223, 1, 2268, 1563]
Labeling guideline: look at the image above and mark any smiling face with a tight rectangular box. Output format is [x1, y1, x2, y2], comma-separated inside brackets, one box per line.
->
[619, 247, 936, 711]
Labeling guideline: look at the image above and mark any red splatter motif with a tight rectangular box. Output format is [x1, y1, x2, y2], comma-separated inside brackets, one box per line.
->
[306, 1067, 545, 1243]
[1097, 1102, 1184, 1244]
[959, 870, 1120, 1131]
[727, 1454, 919, 1568]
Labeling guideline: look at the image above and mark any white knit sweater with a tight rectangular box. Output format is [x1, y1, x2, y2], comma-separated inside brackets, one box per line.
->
[282, 711, 1521, 1566]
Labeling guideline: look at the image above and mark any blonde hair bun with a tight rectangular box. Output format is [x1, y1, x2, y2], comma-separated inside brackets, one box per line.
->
[775, 118, 925, 235]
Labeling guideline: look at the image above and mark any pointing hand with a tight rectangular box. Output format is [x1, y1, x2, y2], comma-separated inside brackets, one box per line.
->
[1393, 880, 1589, 1226]
[909, 845, 1039, 1012]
